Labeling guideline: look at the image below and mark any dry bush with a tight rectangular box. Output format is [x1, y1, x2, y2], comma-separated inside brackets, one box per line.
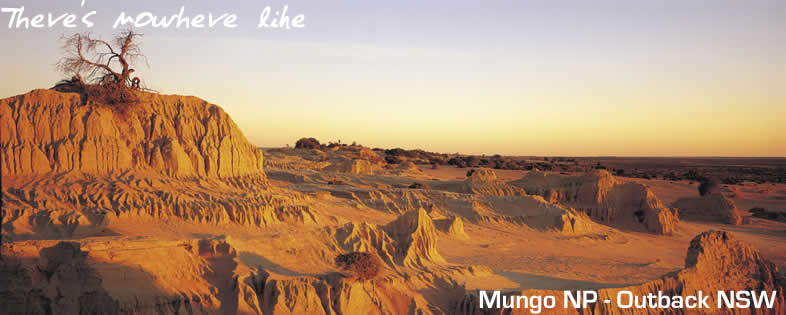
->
[295, 137, 321, 149]
[54, 30, 148, 108]
[409, 182, 428, 189]
[52, 76, 86, 94]
[52, 76, 138, 108]
[698, 177, 721, 196]
[385, 155, 403, 164]
[85, 83, 139, 105]
[335, 252, 382, 280]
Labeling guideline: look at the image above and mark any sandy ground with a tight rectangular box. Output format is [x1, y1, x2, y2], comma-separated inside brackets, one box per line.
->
[70, 164, 786, 292]
[4, 158, 786, 312]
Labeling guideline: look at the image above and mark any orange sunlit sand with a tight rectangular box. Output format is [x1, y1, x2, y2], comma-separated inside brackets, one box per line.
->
[2, 87, 785, 313]
[1, 1, 785, 313]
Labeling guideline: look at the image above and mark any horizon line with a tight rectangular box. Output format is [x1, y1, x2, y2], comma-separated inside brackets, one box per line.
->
[257, 147, 786, 159]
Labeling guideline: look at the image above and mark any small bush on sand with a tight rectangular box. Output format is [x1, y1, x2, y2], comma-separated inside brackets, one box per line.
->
[335, 252, 382, 280]
[85, 83, 139, 105]
[409, 182, 428, 189]
[698, 177, 721, 196]
[385, 155, 403, 164]
[295, 137, 321, 149]
[53, 75, 139, 106]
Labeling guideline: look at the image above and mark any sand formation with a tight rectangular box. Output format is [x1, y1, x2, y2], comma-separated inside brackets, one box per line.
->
[390, 161, 425, 176]
[0, 210, 475, 314]
[1, 90, 317, 240]
[454, 230, 785, 314]
[511, 170, 679, 234]
[470, 195, 596, 234]
[436, 216, 470, 239]
[324, 158, 375, 175]
[3, 230, 782, 314]
[329, 188, 445, 214]
[383, 208, 446, 267]
[275, 165, 597, 235]
[461, 168, 527, 196]
[328, 208, 446, 269]
[467, 168, 498, 181]
[2, 89, 785, 314]
[324, 182, 593, 235]
[1, 89, 263, 178]
[673, 193, 744, 225]
[263, 151, 331, 171]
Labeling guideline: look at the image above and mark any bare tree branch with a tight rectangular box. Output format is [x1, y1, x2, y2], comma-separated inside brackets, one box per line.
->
[57, 29, 147, 89]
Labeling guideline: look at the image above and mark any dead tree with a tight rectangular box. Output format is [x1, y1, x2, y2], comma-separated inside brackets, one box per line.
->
[57, 30, 146, 89]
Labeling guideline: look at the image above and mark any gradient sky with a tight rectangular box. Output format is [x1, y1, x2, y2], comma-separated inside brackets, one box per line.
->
[1, 0, 784, 156]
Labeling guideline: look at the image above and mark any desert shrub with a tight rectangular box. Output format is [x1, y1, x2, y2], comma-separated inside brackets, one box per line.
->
[335, 252, 382, 280]
[384, 148, 409, 157]
[53, 76, 138, 106]
[466, 156, 481, 168]
[466, 169, 476, 177]
[52, 75, 87, 94]
[381, 148, 448, 165]
[85, 83, 139, 105]
[698, 177, 721, 196]
[448, 157, 467, 168]
[326, 141, 346, 148]
[409, 182, 428, 189]
[295, 137, 321, 149]
[385, 155, 403, 164]
[327, 180, 346, 185]
[684, 169, 702, 181]
[535, 162, 553, 171]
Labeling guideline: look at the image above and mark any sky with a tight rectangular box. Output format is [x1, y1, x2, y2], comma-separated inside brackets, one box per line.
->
[0, 0, 784, 157]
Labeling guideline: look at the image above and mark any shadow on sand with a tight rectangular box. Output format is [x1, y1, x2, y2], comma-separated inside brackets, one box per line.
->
[495, 270, 632, 291]
[0, 241, 184, 314]
[237, 251, 311, 277]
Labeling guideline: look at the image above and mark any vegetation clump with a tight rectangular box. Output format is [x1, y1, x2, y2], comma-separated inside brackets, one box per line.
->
[408, 182, 428, 189]
[334, 252, 382, 280]
[698, 177, 721, 196]
[295, 137, 322, 149]
[53, 30, 148, 105]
